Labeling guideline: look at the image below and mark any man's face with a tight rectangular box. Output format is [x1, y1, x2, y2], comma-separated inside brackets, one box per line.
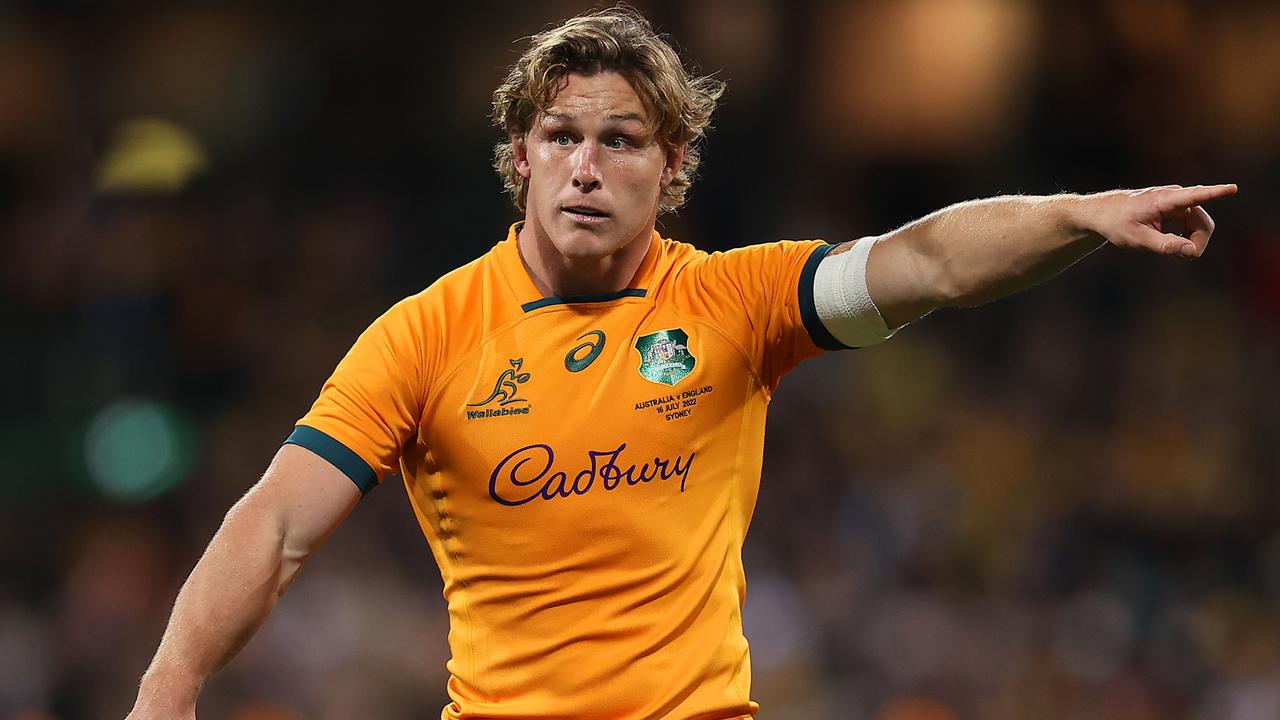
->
[514, 71, 684, 260]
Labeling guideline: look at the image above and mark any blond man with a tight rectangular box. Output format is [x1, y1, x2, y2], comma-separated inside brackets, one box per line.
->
[127, 6, 1234, 719]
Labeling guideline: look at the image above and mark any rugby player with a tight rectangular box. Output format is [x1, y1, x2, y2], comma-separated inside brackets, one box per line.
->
[126, 6, 1235, 719]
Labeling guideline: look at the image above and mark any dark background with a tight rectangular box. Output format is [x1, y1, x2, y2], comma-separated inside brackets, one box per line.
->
[2, 1, 1279, 718]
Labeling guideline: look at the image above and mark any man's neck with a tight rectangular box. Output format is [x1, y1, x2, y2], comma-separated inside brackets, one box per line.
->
[516, 220, 654, 297]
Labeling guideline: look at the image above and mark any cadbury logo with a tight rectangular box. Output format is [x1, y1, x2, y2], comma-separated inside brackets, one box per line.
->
[488, 443, 695, 506]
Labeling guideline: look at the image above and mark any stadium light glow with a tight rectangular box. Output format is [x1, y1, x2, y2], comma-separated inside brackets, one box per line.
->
[84, 398, 193, 502]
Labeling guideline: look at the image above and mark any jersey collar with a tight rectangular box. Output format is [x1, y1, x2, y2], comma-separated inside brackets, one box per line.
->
[497, 222, 662, 313]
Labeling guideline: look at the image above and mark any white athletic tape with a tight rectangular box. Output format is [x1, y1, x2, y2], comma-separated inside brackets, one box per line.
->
[813, 236, 896, 348]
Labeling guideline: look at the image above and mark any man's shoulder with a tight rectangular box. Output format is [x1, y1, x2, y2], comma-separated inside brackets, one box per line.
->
[655, 236, 827, 286]
[388, 242, 506, 316]
[652, 235, 709, 284]
[356, 241, 513, 379]
[656, 235, 706, 263]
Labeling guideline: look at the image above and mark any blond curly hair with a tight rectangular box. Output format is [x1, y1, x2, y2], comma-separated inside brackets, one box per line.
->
[491, 5, 725, 214]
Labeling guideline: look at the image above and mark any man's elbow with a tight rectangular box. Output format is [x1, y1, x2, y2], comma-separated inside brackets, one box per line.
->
[867, 233, 957, 326]
[926, 246, 1011, 310]
[926, 255, 972, 308]
[904, 240, 968, 315]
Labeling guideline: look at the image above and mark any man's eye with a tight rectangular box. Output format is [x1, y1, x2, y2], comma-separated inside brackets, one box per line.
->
[607, 137, 630, 149]
[552, 133, 573, 146]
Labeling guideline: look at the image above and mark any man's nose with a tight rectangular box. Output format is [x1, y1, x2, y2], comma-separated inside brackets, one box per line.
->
[572, 142, 601, 192]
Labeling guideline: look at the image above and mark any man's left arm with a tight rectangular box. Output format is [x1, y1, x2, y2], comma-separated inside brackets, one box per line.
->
[859, 184, 1237, 330]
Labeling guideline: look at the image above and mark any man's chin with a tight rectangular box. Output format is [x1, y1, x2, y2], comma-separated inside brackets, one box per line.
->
[553, 227, 620, 259]
[557, 243, 615, 261]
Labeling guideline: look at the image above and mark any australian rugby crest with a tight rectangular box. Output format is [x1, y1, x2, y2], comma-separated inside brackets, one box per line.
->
[634, 328, 695, 386]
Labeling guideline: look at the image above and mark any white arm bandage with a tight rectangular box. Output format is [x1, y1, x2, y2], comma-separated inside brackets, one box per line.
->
[812, 237, 897, 348]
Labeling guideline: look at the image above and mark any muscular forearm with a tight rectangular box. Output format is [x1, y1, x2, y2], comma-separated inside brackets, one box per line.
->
[872, 194, 1104, 327]
[132, 492, 302, 712]
[867, 184, 1235, 330]
[913, 194, 1102, 306]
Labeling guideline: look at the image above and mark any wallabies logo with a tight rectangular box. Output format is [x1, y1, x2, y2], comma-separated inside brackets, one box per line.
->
[468, 358, 531, 407]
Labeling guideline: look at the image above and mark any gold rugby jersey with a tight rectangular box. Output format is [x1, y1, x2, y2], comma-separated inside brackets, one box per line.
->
[287, 224, 845, 719]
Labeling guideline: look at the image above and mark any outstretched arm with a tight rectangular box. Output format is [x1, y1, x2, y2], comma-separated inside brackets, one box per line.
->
[858, 184, 1237, 330]
[126, 443, 361, 719]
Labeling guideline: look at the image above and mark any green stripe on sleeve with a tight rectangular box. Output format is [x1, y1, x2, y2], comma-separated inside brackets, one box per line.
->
[797, 243, 853, 351]
[284, 425, 378, 496]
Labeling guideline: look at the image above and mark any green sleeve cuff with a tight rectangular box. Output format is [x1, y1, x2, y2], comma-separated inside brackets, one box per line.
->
[798, 243, 854, 351]
[284, 425, 378, 496]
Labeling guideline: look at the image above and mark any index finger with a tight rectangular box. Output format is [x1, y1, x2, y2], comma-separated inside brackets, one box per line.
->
[1158, 183, 1238, 212]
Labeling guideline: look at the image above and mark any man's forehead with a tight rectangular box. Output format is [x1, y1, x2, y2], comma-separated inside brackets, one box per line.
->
[539, 109, 648, 125]
[539, 72, 651, 125]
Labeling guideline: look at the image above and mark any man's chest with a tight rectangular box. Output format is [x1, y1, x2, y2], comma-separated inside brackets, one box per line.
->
[419, 302, 759, 508]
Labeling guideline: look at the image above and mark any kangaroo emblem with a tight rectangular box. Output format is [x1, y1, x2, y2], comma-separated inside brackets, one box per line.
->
[468, 358, 532, 407]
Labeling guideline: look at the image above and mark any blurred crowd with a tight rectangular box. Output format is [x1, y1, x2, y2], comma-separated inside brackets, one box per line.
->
[2, 1, 1279, 718]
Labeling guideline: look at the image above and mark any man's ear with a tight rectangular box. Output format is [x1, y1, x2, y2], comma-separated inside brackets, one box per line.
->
[660, 144, 686, 188]
[512, 134, 531, 179]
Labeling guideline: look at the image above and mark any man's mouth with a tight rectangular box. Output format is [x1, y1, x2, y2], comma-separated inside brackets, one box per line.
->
[563, 206, 611, 222]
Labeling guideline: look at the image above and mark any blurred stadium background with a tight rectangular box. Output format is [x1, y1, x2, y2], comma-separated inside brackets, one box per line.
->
[3, 1, 1279, 718]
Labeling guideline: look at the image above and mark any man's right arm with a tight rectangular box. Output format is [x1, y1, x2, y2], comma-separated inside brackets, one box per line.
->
[126, 442, 363, 719]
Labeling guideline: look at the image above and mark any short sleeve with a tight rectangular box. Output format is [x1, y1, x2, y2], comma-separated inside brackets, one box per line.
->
[690, 239, 841, 392]
[286, 297, 429, 495]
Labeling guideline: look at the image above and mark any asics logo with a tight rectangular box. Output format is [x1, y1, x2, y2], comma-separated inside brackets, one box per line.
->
[564, 330, 605, 372]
